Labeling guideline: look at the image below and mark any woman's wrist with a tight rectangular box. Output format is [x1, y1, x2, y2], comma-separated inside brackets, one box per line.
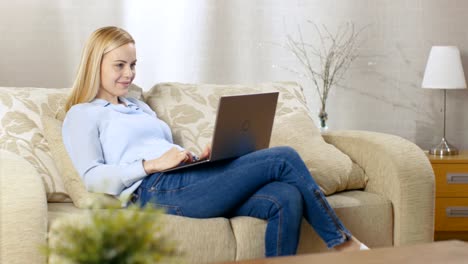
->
[142, 159, 150, 174]
[143, 159, 162, 174]
[143, 159, 156, 174]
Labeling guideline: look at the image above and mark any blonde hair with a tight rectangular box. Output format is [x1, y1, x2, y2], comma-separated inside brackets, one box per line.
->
[65, 26, 134, 112]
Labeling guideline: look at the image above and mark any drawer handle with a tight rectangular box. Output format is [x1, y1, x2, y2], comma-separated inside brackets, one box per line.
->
[446, 207, 468, 217]
[446, 173, 468, 184]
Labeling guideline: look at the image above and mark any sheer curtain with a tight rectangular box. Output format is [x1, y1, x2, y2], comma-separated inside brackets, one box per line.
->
[122, 1, 209, 89]
[123, 0, 293, 89]
[0, 0, 299, 91]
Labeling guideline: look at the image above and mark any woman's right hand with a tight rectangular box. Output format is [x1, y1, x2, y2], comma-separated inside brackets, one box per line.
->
[143, 147, 192, 174]
[199, 144, 211, 160]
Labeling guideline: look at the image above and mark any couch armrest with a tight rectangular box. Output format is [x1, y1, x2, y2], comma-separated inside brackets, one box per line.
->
[322, 130, 435, 246]
[0, 150, 48, 264]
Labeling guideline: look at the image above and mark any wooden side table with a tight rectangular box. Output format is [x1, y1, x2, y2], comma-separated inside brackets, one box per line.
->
[220, 241, 468, 264]
[428, 151, 468, 241]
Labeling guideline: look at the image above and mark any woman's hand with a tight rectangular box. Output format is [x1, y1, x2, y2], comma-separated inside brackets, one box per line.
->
[143, 147, 192, 174]
[199, 144, 211, 160]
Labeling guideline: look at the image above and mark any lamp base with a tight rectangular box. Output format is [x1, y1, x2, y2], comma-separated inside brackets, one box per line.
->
[429, 138, 459, 156]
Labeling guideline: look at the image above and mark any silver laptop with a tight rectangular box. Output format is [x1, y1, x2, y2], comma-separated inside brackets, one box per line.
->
[162, 92, 279, 172]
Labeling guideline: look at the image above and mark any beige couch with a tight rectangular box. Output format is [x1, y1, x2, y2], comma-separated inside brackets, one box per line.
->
[0, 82, 435, 264]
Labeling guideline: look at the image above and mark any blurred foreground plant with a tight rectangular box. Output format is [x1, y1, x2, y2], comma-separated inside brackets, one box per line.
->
[43, 204, 179, 264]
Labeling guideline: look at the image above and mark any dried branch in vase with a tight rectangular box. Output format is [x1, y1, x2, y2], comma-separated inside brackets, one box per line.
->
[280, 21, 366, 131]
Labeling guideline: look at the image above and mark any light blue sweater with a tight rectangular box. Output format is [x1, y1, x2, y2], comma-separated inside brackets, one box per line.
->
[62, 97, 182, 205]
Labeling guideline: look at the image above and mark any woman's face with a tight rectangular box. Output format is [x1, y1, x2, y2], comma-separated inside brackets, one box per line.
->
[97, 43, 137, 103]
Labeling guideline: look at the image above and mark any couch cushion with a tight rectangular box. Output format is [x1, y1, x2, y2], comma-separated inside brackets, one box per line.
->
[297, 190, 393, 252]
[0, 85, 143, 203]
[0, 87, 71, 202]
[160, 215, 237, 263]
[49, 190, 393, 262]
[42, 116, 121, 209]
[144, 82, 367, 195]
[41, 84, 143, 207]
[48, 203, 237, 264]
[270, 112, 367, 194]
[47, 203, 88, 230]
[230, 190, 393, 259]
[144, 82, 308, 154]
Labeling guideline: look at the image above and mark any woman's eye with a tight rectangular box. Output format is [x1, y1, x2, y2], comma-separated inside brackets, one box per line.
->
[115, 64, 124, 69]
[130, 63, 136, 70]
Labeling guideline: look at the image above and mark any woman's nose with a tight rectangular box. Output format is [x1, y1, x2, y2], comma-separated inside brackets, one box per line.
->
[123, 65, 134, 77]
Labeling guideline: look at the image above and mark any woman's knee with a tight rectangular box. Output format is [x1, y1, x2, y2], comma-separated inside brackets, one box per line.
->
[257, 182, 303, 216]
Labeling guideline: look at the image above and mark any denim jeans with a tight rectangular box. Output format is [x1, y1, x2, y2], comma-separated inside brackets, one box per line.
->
[131, 146, 352, 256]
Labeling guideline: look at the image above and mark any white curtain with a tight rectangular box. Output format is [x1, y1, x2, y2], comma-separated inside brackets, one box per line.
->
[122, 0, 295, 89]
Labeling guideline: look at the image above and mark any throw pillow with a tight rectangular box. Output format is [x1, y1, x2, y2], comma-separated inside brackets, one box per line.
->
[127, 83, 144, 101]
[144, 82, 367, 195]
[41, 116, 121, 208]
[0, 87, 71, 202]
[144, 82, 309, 154]
[0, 84, 144, 202]
[269, 110, 367, 194]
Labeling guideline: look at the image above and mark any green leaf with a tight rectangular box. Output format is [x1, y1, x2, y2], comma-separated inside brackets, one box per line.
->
[44, 205, 179, 264]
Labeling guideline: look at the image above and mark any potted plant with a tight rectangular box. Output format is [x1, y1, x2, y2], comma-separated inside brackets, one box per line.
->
[43, 204, 179, 264]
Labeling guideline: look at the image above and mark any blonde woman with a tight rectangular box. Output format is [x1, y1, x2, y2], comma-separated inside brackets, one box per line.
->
[62, 26, 368, 257]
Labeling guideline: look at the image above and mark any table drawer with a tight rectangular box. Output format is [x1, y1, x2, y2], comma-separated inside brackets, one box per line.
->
[433, 164, 468, 197]
[435, 198, 468, 231]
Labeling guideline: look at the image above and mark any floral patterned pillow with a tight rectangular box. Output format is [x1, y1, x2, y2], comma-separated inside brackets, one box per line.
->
[144, 82, 308, 154]
[42, 116, 121, 208]
[0, 87, 71, 202]
[144, 82, 367, 195]
[0, 84, 143, 202]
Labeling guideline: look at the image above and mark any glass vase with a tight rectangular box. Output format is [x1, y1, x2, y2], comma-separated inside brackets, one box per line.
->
[318, 109, 328, 133]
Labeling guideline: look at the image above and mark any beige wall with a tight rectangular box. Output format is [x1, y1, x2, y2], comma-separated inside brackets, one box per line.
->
[1, 0, 468, 150]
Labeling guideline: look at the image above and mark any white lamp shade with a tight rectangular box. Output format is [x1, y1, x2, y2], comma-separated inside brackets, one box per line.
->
[422, 46, 467, 89]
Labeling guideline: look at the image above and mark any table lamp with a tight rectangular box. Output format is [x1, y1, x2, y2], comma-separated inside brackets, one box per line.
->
[422, 46, 467, 156]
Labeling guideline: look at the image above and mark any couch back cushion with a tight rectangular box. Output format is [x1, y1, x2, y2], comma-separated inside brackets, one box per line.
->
[0, 85, 143, 203]
[0, 87, 71, 202]
[144, 82, 308, 153]
[144, 82, 367, 195]
[42, 116, 121, 208]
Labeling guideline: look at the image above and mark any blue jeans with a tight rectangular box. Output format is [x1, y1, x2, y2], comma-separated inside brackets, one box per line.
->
[131, 146, 352, 256]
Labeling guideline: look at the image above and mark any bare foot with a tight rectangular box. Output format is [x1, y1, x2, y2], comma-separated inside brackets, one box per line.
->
[334, 236, 368, 252]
